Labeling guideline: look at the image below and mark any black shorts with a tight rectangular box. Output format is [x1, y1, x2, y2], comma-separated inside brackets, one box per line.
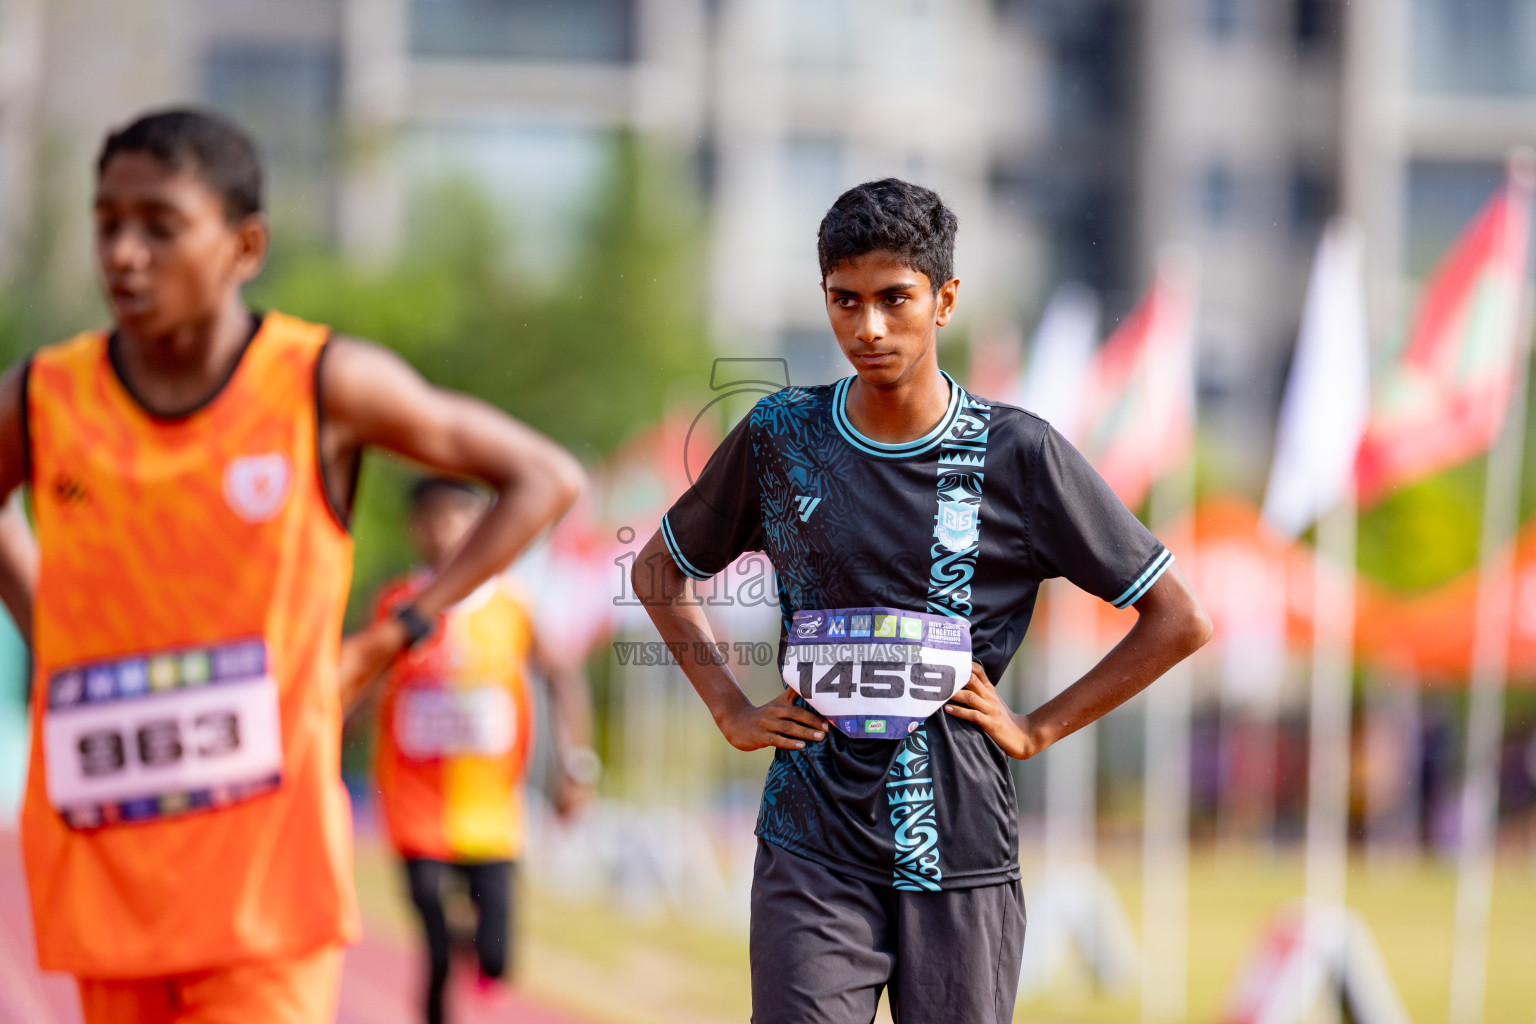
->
[749, 840, 1025, 1024]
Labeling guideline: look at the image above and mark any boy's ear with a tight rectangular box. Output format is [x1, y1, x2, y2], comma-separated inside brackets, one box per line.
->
[233, 214, 270, 285]
[934, 277, 961, 327]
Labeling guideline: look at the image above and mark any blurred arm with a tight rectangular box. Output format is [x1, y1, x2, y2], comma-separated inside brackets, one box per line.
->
[323, 337, 585, 695]
[530, 629, 596, 816]
[945, 565, 1211, 759]
[0, 367, 33, 641]
[633, 529, 826, 752]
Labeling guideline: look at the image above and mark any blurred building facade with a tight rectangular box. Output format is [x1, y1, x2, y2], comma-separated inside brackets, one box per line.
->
[0, 0, 1534, 469]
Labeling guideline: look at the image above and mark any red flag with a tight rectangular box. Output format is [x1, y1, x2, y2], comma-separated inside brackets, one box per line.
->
[1080, 250, 1199, 509]
[1355, 166, 1534, 504]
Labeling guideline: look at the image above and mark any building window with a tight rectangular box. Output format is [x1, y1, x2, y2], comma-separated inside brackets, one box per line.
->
[1293, 0, 1331, 49]
[1288, 167, 1329, 238]
[1200, 163, 1236, 228]
[410, 0, 636, 62]
[1204, 0, 1243, 39]
[202, 44, 340, 232]
[203, 44, 340, 166]
[400, 120, 609, 275]
[1046, 0, 1132, 129]
[1405, 160, 1505, 277]
[1411, 0, 1536, 95]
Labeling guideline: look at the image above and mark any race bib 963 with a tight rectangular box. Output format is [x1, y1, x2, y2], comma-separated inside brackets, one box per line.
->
[43, 638, 283, 829]
[781, 608, 972, 739]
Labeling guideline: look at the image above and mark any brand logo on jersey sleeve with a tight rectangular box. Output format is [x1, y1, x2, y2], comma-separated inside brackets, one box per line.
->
[794, 495, 822, 522]
[935, 500, 979, 552]
[223, 453, 292, 524]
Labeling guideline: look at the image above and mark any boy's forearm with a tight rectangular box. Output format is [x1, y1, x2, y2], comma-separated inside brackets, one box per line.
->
[1022, 568, 1210, 753]
[545, 664, 593, 750]
[412, 457, 581, 619]
[633, 532, 754, 727]
[641, 590, 755, 727]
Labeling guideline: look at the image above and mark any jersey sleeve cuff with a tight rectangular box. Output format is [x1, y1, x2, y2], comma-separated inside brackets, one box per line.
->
[660, 513, 713, 581]
[1110, 548, 1173, 609]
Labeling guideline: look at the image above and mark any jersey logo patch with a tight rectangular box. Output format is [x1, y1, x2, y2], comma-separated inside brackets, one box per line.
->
[223, 453, 292, 524]
[794, 495, 822, 522]
[934, 500, 979, 552]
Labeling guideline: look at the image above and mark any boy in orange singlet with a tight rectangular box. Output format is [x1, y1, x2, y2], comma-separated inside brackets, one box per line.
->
[0, 109, 583, 1024]
[371, 476, 594, 1024]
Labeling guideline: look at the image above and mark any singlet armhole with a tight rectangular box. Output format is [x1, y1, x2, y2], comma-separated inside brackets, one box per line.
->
[314, 335, 361, 532]
[17, 354, 32, 489]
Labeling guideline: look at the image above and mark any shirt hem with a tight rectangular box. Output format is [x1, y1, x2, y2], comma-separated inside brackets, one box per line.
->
[755, 831, 1022, 891]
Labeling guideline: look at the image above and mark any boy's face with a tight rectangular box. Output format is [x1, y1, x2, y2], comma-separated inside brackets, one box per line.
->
[94, 151, 267, 340]
[823, 249, 959, 387]
[409, 492, 485, 569]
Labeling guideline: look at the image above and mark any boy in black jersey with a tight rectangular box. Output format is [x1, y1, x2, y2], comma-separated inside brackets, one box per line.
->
[636, 179, 1210, 1024]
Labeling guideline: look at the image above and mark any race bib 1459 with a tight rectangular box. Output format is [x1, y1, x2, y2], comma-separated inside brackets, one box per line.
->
[43, 638, 284, 829]
[781, 608, 972, 740]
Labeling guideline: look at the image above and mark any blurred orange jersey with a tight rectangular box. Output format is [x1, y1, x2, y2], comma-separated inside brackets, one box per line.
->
[20, 311, 360, 978]
[373, 575, 537, 862]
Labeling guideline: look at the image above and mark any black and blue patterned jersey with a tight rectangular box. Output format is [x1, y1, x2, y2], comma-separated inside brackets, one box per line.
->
[660, 374, 1170, 890]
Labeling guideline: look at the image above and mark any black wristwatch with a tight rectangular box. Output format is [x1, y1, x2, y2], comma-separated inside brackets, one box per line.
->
[391, 603, 435, 650]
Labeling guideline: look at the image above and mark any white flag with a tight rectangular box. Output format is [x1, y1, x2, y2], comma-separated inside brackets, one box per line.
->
[1262, 221, 1371, 537]
[1019, 282, 1101, 444]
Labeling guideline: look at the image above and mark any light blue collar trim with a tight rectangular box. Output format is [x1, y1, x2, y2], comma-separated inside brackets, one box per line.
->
[832, 372, 962, 459]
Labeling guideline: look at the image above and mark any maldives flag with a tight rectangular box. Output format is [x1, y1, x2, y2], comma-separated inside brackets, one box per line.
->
[1355, 166, 1534, 505]
[1081, 249, 1200, 509]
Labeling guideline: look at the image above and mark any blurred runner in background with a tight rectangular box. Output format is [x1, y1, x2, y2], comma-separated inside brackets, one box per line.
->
[0, 108, 582, 1024]
[368, 475, 595, 1024]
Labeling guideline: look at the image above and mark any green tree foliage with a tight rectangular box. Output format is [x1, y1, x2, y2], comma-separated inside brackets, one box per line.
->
[248, 133, 710, 617]
[255, 132, 708, 460]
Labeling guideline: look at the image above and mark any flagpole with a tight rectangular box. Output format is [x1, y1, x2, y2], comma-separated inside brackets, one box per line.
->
[1141, 248, 1199, 1024]
[1140, 457, 1195, 1024]
[1446, 306, 1533, 1024]
[1302, 486, 1357, 943]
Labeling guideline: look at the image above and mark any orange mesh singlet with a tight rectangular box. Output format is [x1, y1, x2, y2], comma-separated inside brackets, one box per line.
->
[20, 311, 360, 978]
[373, 576, 536, 863]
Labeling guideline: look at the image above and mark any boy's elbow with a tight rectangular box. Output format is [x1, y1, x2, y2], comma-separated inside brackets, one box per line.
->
[533, 444, 583, 516]
[1182, 601, 1213, 656]
[550, 449, 585, 512]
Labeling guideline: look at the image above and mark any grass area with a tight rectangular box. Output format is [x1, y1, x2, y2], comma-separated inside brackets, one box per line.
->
[353, 839, 1536, 1023]
[1021, 849, 1536, 1024]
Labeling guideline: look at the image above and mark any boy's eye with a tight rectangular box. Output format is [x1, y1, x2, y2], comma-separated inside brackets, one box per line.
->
[834, 296, 859, 309]
[884, 295, 909, 306]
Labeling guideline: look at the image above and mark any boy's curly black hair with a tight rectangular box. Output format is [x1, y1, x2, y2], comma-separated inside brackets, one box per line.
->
[817, 178, 958, 291]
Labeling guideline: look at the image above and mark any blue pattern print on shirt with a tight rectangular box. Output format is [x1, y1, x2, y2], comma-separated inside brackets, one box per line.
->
[889, 389, 993, 891]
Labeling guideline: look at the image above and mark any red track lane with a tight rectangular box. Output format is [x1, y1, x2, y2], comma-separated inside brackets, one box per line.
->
[0, 832, 589, 1024]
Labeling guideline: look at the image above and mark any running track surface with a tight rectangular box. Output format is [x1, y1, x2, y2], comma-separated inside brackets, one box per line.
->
[0, 832, 590, 1024]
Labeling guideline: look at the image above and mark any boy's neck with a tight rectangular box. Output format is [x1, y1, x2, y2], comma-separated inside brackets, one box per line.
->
[113, 295, 255, 415]
[844, 357, 951, 445]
